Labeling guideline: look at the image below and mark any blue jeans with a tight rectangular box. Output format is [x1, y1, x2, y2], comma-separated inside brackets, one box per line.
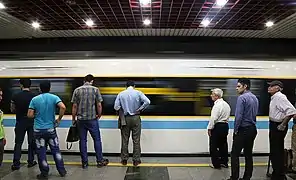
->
[34, 129, 66, 175]
[13, 121, 35, 167]
[78, 120, 103, 164]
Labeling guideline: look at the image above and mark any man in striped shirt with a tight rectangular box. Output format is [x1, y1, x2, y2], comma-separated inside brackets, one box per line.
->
[71, 74, 109, 169]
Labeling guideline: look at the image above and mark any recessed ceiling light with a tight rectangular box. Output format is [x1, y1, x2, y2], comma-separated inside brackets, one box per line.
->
[31, 21, 40, 29]
[139, 0, 151, 6]
[85, 19, 94, 27]
[265, 21, 274, 27]
[143, 18, 151, 26]
[216, 0, 228, 7]
[0, 2, 5, 9]
[201, 19, 211, 27]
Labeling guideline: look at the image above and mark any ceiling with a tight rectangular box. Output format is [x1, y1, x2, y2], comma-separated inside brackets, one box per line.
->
[0, 0, 296, 39]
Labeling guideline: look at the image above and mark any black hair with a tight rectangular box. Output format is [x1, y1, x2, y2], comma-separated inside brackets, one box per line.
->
[237, 78, 251, 90]
[19, 78, 31, 88]
[84, 74, 94, 82]
[126, 80, 135, 87]
[40, 80, 50, 93]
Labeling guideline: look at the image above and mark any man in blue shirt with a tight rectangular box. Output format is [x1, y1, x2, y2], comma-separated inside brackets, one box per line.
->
[114, 80, 150, 166]
[27, 80, 67, 179]
[227, 79, 258, 180]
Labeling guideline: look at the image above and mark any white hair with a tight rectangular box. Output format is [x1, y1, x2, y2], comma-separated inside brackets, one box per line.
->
[211, 88, 223, 98]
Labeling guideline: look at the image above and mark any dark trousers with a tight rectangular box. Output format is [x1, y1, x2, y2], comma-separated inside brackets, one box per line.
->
[269, 121, 288, 180]
[34, 129, 66, 176]
[13, 121, 35, 167]
[78, 119, 103, 164]
[209, 123, 229, 168]
[0, 138, 4, 166]
[231, 125, 257, 180]
[121, 115, 141, 161]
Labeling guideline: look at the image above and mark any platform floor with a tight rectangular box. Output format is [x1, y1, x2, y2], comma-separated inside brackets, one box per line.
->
[0, 154, 296, 180]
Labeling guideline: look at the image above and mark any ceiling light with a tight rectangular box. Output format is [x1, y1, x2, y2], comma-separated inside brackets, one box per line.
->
[201, 19, 211, 27]
[265, 21, 274, 27]
[31, 21, 40, 29]
[216, 0, 228, 7]
[139, 0, 151, 6]
[143, 19, 151, 26]
[85, 19, 94, 27]
[0, 2, 5, 9]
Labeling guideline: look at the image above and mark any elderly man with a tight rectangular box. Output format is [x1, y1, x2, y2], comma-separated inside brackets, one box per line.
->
[227, 79, 259, 180]
[207, 88, 231, 169]
[268, 80, 296, 180]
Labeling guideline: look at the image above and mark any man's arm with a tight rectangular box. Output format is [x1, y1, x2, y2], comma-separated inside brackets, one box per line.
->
[27, 99, 35, 119]
[136, 92, 150, 112]
[10, 95, 16, 113]
[56, 101, 66, 122]
[96, 89, 103, 118]
[234, 96, 244, 134]
[114, 94, 121, 111]
[71, 89, 78, 123]
[278, 96, 296, 130]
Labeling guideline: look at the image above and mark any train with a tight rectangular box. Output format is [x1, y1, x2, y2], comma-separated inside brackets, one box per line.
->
[0, 58, 296, 155]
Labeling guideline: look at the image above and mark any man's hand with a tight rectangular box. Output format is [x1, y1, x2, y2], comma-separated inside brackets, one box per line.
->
[277, 123, 286, 131]
[208, 129, 211, 137]
[55, 118, 61, 127]
[96, 114, 101, 119]
[3, 138, 6, 146]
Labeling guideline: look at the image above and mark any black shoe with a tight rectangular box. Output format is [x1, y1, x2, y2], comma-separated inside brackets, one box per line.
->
[82, 163, 88, 169]
[59, 171, 67, 177]
[36, 174, 48, 179]
[121, 160, 127, 165]
[11, 165, 20, 171]
[27, 161, 37, 168]
[133, 160, 141, 166]
[97, 159, 109, 168]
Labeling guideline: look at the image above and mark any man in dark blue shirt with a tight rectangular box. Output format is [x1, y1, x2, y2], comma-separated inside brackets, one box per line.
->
[227, 79, 258, 180]
[11, 79, 37, 170]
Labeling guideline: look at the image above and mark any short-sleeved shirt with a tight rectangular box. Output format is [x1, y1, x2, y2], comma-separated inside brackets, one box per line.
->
[269, 91, 296, 122]
[71, 82, 103, 121]
[29, 93, 62, 130]
[11, 90, 35, 122]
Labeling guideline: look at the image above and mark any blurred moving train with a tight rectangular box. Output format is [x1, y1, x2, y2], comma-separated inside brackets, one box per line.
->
[0, 58, 295, 155]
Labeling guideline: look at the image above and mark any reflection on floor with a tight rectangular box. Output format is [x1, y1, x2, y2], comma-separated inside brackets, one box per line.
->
[0, 154, 295, 180]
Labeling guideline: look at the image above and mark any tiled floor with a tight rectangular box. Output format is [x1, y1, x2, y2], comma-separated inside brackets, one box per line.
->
[0, 154, 295, 180]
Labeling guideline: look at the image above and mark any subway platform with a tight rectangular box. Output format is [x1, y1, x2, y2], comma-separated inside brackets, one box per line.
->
[0, 154, 295, 180]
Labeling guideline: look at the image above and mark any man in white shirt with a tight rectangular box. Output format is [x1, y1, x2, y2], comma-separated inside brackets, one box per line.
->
[268, 80, 296, 180]
[207, 88, 231, 169]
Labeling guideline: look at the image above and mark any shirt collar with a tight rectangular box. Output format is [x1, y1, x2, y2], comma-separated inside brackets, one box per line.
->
[271, 91, 281, 100]
[127, 86, 134, 90]
[214, 98, 223, 104]
[83, 82, 92, 86]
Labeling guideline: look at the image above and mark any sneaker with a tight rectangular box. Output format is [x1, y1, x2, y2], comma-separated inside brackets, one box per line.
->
[27, 161, 37, 168]
[11, 165, 20, 171]
[133, 160, 141, 166]
[209, 164, 221, 169]
[82, 162, 88, 169]
[97, 159, 109, 168]
[36, 174, 48, 180]
[121, 160, 127, 165]
[221, 164, 229, 168]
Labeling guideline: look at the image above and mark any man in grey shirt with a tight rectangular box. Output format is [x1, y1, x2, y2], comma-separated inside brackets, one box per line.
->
[114, 80, 150, 166]
[71, 74, 109, 169]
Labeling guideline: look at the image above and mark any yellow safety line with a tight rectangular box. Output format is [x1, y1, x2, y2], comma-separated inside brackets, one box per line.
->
[2, 160, 268, 167]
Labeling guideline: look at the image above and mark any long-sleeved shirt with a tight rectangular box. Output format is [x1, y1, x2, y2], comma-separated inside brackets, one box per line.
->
[207, 98, 231, 130]
[269, 91, 296, 123]
[114, 86, 150, 115]
[234, 91, 259, 133]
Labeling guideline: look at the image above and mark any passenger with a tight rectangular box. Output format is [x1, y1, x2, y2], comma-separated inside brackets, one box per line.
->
[227, 79, 258, 180]
[71, 74, 109, 169]
[207, 88, 231, 169]
[268, 80, 296, 180]
[114, 80, 150, 166]
[0, 88, 6, 167]
[27, 80, 67, 179]
[11, 78, 37, 170]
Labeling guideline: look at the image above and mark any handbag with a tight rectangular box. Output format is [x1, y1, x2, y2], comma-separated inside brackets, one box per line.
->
[66, 122, 79, 150]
